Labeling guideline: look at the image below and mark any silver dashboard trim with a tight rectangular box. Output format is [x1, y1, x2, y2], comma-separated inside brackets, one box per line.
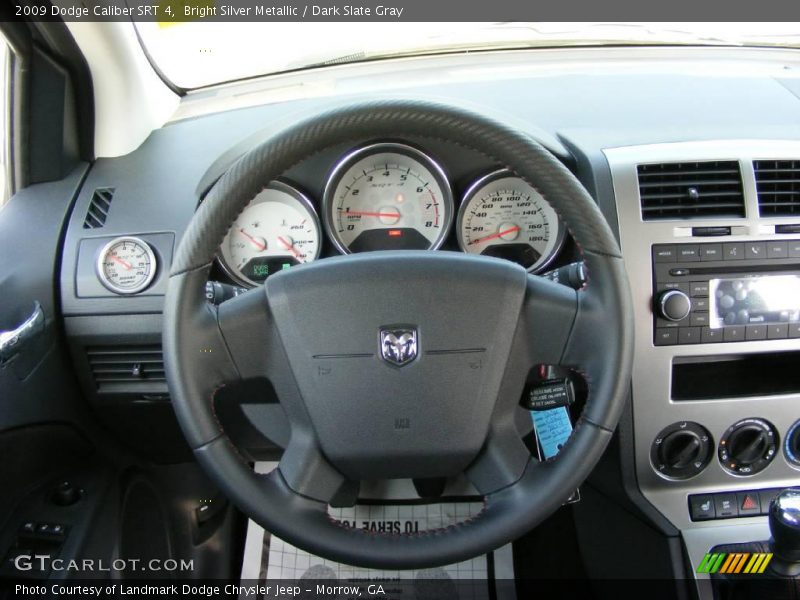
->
[605, 140, 800, 596]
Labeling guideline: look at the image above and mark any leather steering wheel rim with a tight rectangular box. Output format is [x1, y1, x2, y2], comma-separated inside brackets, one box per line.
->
[163, 100, 634, 569]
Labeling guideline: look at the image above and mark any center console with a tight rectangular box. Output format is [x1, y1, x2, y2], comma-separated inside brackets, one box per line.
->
[605, 140, 800, 599]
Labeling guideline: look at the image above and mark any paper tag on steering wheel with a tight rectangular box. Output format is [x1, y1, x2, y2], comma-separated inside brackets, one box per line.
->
[531, 405, 573, 460]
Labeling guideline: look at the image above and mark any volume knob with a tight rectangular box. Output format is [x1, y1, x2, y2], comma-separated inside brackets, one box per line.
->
[658, 290, 691, 322]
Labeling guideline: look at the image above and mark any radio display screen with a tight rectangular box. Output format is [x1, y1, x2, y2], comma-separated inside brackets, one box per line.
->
[710, 275, 800, 328]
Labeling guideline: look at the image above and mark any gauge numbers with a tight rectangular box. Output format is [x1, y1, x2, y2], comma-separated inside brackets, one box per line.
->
[457, 170, 564, 272]
[219, 182, 321, 287]
[96, 236, 157, 294]
[324, 143, 453, 254]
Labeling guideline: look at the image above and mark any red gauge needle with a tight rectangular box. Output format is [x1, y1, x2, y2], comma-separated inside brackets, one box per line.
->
[469, 225, 521, 245]
[238, 228, 266, 251]
[110, 255, 133, 270]
[278, 236, 302, 259]
[344, 210, 401, 218]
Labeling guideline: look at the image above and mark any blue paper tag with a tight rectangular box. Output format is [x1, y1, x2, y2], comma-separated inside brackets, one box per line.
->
[531, 406, 574, 459]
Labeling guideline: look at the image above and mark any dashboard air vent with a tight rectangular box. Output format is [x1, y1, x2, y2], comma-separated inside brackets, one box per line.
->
[82, 187, 115, 229]
[637, 161, 745, 221]
[754, 160, 800, 216]
[86, 344, 165, 392]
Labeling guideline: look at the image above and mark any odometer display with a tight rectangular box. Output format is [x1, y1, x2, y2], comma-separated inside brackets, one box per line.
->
[457, 170, 564, 272]
[323, 143, 453, 254]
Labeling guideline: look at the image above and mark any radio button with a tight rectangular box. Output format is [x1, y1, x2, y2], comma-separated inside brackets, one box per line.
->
[700, 244, 723, 261]
[693, 298, 709, 311]
[723, 243, 745, 260]
[679, 327, 701, 344]
[658, 282, 690, 295]
[768, 323, 789, 339]
[723, 326, 746, 342]
[690, 282, 710, 296]
[653, 245, 677, 262]
[654, 328, 678, 346]
[691, 313, 709, 327]
[767, 241, 788, 259]
[789, 323, 800, 338]
[788, 241, 800, 258]
[701, 328, 723, 343]
[745, 242, 766, 259]
[677, 245, 700, 262]
[746, 325, 767, 340]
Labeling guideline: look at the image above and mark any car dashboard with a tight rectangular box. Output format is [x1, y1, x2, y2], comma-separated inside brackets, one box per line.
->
[54, 45, 800, 595]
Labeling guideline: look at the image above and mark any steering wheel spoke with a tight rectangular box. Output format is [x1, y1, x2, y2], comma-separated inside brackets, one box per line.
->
[466, 418, 533, 495]
[520, 274, 579, 367]
[277, 430, 349, 504]
[216, 286, 276, 380]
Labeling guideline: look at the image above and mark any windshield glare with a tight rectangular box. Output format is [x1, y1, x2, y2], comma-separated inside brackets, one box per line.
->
[135, 22, 800, 89]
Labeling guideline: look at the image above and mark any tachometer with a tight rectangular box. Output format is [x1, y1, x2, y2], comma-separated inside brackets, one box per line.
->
[219, 181, 321, 287]
[323, 143, 453, 253]
[457, 170, 564, 272]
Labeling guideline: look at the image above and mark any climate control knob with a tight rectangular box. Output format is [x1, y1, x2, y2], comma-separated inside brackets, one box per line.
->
[719, 418, 778, 475]
[651, 422, 713, 479]
[657, 290, 692, 322]
[785, 420, 800, 468]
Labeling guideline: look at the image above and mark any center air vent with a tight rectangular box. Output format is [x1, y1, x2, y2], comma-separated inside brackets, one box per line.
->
[82, 187, 115, 229]
[754, 160, 800, 216]
[86, 345, 166, 393]
[637, 161, 745, 221]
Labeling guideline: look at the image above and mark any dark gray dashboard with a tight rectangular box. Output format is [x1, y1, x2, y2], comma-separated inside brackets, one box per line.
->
[60, 46, 800, 316]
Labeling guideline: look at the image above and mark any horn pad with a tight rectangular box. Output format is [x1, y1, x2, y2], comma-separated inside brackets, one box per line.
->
[265, 251, 527, 480]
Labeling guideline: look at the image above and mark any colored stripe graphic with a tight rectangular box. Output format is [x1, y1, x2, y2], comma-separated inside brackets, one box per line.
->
[697, 552, 773, 574]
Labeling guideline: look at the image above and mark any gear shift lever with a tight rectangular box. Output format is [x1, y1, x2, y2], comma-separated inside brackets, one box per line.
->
[769, 488, 800, 577]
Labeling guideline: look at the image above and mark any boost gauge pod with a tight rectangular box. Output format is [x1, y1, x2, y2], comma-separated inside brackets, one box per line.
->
[96, 236, 157, 295]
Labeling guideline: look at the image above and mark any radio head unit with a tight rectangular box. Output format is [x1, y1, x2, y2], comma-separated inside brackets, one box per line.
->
[652, 240, 800, 345]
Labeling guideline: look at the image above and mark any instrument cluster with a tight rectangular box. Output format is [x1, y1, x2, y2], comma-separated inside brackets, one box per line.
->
[217, 141, 567, 287]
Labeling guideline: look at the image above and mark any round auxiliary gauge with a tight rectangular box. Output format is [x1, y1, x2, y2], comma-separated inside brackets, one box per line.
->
[457, 170, 565, 272]
[719, 418, 778, 476]
[323, 143, 453, 254]
[218, 181, 321, 287]
[96, 236, 157, 295]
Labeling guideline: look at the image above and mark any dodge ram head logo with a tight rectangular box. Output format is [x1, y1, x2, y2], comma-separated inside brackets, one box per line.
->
[380, 327, 418, 366]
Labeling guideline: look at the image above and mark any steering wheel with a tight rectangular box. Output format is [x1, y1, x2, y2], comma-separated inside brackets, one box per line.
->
[163, 100, 633, 569]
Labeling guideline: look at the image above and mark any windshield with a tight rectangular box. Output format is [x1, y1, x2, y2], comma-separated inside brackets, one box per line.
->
[135, 22, 800, 89]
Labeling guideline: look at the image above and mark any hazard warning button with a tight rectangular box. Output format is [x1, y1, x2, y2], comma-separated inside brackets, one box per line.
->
[737, 491, 761, 516]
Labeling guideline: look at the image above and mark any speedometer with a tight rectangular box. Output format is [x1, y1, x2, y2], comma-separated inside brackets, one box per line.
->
[457, 170, 564, 272]
[218, 181, 321, 287]
[323, 143, 453, 253]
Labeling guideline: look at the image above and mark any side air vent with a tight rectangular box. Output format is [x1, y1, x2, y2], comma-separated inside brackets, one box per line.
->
[754, 160, 800, 216]
[82, 187, 115, 229]
[637, 161, 745, 221]
[86, 345, 166, 393]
